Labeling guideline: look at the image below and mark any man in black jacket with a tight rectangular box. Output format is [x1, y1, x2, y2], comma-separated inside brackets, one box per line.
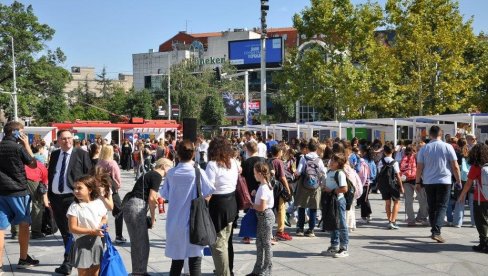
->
[48, 129, 91, 275]
[0, 121, 39, 272]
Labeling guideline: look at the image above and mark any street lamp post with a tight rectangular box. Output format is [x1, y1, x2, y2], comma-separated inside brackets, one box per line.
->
[10, 36, 18, 122]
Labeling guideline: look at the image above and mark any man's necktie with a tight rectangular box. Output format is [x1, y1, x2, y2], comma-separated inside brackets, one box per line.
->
[58, 152, 68, 193]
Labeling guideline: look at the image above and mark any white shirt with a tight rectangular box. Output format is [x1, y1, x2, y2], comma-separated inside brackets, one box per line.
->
[195, 141, 209, 163]
[377, 156, 400, 173]
[52, 147, 74, 194]
[257, 142, 267, 158]
[325, 170, 347, 198]
[66, 198, 107, 240]
[255, 183, 274, 209]
[205, 160, 238, 195]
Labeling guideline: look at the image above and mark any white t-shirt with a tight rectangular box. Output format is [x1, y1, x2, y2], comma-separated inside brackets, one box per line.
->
[205, 160, 238, 195]
[377, 156, 400, 173]
[325, 170, 347, 198]
[257, 142, 267, 158]
[254, 183, 274, 209]
[66, 198, 107, 239]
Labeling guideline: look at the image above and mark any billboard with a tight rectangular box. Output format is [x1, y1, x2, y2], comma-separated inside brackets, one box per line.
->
[228, 37, 284, 69]
[222, 92, 260, 123]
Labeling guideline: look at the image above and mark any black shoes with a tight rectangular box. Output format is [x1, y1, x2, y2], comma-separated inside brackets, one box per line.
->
[17, 254, 39, 269]
[54, 263, 72, 275]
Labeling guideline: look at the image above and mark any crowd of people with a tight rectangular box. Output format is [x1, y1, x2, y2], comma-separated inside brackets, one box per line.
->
[1, 120, 488, 276]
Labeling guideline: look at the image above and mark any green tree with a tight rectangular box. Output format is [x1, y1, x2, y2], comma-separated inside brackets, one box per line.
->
[279, 0, 384, 120]
[97, 66, 112, 98]
[385, 0, 477, 115]
[465, 34, 488, 112]
[201, 91, 226, 126]
[126, 89, 153, 119]
[0, 2, 71, 123]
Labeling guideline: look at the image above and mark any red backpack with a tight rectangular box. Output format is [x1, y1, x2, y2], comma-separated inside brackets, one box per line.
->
[400, 154, 416, 181]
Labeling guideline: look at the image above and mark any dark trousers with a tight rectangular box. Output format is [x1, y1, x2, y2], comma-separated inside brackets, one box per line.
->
[473, 201, 488, 244]
[358, 185, 372, 218]
[169, 257, 202, 276]
[49, 193, 74, 261]
[424, 184, 451, 236]
[112, 192, 124, 237]
[297, 208, 316, 230]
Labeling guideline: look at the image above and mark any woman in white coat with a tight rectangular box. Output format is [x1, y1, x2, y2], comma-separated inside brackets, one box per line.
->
[160, 140, 215, 275]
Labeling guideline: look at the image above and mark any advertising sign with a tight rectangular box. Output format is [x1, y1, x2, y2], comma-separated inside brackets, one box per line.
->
[228, 37, 283, 69]
[222, 92, 260, 122]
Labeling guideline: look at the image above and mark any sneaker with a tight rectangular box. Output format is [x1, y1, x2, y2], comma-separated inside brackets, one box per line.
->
[115, 236, 127, 244]
[431, 234, 446, 243]
[360, 217, 369, 224]
[333, 248, 349, 258]
[11, 233, 17, 240]
[387, 222, 393, 229]
[321, 246, 339, 256]
[242, 237, 251, 244]
[275, 231, 293, 241]
[17, 254, 40, 268]
[453, 224, 462, 228]
[390, 222, 400, 230]
[296, 229, 304, 237]
[30, 232, 46, 239]
[304, 229, 315, 237]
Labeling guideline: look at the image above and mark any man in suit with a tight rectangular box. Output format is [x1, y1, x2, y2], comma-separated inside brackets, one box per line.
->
[48, 129, 91, 275]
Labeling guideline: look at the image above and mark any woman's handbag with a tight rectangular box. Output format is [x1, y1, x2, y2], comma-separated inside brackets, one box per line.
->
[189, 164, 217, 246]
[236, 175, 252, 210]
[100, 226, 128, 276]
[238, 208, 258, 238]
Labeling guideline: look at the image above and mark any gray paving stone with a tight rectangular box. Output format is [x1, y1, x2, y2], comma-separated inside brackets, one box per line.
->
[3, 170, 488, 275]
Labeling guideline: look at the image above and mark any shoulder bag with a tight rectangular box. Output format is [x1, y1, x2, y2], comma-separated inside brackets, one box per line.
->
[189, 164, 217, 246]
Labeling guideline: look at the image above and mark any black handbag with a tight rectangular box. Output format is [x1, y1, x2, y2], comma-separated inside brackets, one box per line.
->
[189, 164, 217, 246]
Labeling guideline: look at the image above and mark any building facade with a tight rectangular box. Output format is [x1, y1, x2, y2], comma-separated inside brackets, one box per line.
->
[64, 66, 134, 96]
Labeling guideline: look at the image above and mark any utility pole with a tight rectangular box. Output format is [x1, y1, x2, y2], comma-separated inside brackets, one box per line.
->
[11, 36, 18, 122]
[260, 0, 268, 121]
[167, 52, 171, 120]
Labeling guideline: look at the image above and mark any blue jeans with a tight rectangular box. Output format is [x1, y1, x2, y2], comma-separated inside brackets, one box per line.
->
[331, 197, 348, 250]
[425, 184, 451, 235]
[446, 198, 465, 226]
[297, 208, 316, 230]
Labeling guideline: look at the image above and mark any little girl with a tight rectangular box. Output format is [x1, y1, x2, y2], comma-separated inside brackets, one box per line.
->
[323, 153, 349, 258]
[247, 162, 275, 276]
[67, 175, 109, 276]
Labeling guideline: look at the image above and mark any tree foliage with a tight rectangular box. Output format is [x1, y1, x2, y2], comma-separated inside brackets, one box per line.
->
[277, 0, 482, 120]
[0, 1, 71, 123]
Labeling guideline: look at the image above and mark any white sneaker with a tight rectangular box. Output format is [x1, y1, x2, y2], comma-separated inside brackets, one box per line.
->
[387, 222, 393, 229]
[390, 222, 400, 230]
[333, 249, 349, 258]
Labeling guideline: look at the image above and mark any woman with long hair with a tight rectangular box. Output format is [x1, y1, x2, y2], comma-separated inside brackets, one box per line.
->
[205, 136, 238, 276]
[124, 158, 173, 275]
[458, 143, 488, 253]
[96, 145, 126, 244]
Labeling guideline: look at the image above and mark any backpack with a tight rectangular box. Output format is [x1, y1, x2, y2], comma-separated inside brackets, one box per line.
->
[167, 145, 176, 161]
[301, 156, 323, 190]
[366, 159, 377, 183]
[334, 170, 356, 211]
[478, 164, 488, 203]
[377, 158, 398, 193]
[400, 155, 416, 181]
[357, 158, 370, 186]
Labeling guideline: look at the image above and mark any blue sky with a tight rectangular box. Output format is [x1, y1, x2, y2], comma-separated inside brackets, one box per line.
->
[3, 0, 487, 78]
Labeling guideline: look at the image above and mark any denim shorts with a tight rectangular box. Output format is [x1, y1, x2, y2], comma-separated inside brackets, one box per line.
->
[0, 194, 31, 229]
